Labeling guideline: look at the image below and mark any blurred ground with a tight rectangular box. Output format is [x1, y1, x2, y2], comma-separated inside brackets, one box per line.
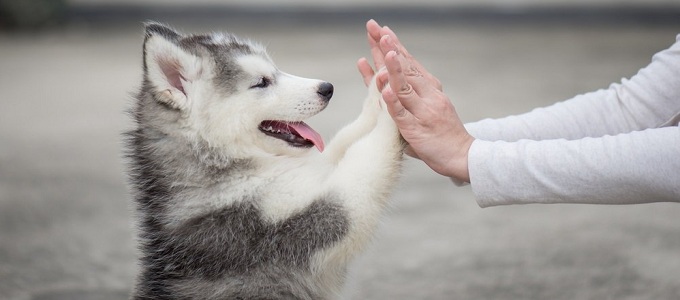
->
[0, 5, 679, 300]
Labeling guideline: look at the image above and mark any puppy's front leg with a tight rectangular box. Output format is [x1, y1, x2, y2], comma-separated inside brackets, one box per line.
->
[322, 78, 383, 164]
[329, 92, 406, 249]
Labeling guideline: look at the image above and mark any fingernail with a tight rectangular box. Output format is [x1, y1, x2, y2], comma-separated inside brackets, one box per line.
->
[384, 26, 395, 34]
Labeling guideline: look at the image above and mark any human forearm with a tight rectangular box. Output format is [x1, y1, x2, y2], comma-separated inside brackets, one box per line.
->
[465, 89, 627, 141]
[467, 35, 680, 142]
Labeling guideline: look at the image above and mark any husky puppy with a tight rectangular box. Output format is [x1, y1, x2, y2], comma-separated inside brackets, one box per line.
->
[126, 22, 405, 299]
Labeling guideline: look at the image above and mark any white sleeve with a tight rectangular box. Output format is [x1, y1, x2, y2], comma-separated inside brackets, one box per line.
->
[462, 34, 680, 206]
[469, 126, 680, 207]
[465, 34, 680, 142]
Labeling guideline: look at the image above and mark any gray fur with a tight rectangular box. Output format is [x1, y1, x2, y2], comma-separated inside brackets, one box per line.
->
[142, 21, 266, 97]
[132, 198, 348, 299]
[126, 23, 351, 299]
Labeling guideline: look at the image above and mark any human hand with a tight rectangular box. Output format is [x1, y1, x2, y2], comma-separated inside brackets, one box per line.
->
[360, 22, 475, 182]
[357, 19, 441, 91]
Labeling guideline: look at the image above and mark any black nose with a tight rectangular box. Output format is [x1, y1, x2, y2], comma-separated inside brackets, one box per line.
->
[317, 82, 334, 102]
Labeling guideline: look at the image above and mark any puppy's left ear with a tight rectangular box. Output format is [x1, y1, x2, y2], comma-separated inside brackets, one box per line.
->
[143, 22, 201, 111]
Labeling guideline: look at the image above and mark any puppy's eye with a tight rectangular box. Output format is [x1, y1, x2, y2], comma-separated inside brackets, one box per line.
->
[251, 76, 271, 89]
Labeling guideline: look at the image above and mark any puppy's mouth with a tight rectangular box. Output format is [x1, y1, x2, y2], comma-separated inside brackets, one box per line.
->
[259, 120, 325, 152]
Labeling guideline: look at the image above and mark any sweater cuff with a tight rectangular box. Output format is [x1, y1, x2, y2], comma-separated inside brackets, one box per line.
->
[467, 139, 520, 208]
[467, 140, 493, 207]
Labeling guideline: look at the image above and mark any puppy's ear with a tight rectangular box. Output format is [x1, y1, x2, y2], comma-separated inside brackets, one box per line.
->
[143, 22, 201, 111]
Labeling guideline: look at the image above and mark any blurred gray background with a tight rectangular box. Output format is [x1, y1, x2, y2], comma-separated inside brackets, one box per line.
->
[1, 0, 679, 299]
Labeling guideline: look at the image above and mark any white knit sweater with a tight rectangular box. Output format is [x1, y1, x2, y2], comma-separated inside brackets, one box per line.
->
[464, 34, 680, 207]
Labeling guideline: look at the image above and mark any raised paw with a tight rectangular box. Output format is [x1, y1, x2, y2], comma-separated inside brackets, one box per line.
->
[361, 74, 385, 118]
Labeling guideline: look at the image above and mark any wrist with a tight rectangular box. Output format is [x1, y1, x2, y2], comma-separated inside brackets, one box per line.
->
[445, 134, 474, 182]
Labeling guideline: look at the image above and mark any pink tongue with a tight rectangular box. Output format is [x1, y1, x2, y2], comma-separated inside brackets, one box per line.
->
[289, 122, 325, 152]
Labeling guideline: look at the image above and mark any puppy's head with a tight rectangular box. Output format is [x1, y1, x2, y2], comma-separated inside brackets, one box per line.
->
[141, 22, 332, 160]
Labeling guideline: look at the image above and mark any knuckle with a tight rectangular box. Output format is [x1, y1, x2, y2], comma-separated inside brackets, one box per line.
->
[398, 83, 414, 95]
[404, 65, 424, 78]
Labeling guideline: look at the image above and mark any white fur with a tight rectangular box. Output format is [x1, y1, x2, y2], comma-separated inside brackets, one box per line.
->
[145, 35, 203, 111]
[146, 32, 403, 298]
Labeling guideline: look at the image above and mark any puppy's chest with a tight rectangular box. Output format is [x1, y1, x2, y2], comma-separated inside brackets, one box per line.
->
[162, 196, 350, 278]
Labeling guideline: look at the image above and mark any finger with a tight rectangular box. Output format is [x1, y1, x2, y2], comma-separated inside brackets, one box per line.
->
[369, 33, 385, 69]
[378, 33, 398, 55]
[366, 21, 385, 69]
[357, 57, 375, 86]
[376, 69, 389, 91]
[380, 26, 442, 91]
[382, 43, 436, 98]
[381, 26, 423, 72]
[380, 35, 424, 79]
[380, 26, 409, 57]
[384, 50, 424, 114]
[366, 19, 382, 44]
[382, 85, 412, 122]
